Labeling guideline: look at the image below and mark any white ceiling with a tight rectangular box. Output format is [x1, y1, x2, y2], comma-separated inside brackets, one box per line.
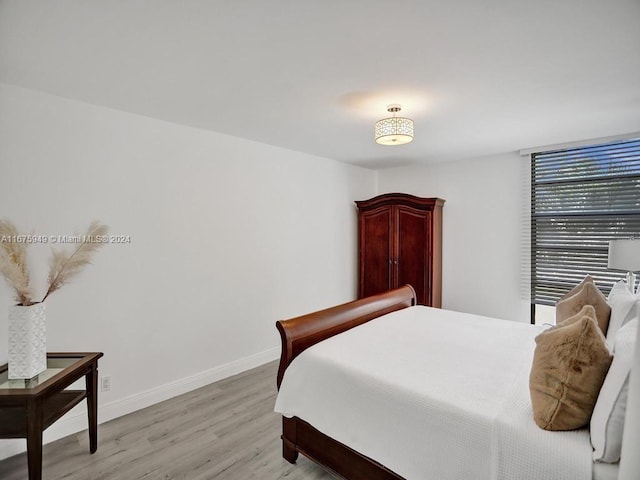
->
[1, 1, 639, 168]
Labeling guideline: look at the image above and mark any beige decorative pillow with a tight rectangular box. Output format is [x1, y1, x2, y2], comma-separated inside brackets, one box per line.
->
[560, 275, 594, 300]
[530, 306, 612, 431]
[556, 281, 611, 334]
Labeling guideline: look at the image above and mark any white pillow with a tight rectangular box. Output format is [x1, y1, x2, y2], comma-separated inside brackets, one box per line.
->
[591, 318, 638, 463]
[606, 280, 639, 348]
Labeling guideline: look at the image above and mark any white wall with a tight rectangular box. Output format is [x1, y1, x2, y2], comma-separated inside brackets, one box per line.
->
[378, 153, 530, 323]
[0, 84, 377, 458]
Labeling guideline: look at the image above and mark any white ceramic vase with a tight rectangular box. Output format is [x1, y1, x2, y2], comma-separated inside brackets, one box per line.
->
[8, 302, 47, 379]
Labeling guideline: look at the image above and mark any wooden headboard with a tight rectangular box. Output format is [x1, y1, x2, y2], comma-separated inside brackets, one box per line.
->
[275, 285, 416, 389]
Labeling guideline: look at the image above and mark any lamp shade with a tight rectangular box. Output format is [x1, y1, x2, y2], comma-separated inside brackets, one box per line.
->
[608, 239, 640, 272]
[375, 104, 414, 145]
[375, 117, 414, 145]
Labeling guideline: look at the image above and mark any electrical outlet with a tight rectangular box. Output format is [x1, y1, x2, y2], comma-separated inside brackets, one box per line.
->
[101, 375, 111, 392]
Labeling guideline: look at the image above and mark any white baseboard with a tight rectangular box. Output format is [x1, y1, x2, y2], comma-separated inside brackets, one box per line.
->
[0, 346, 280, 462]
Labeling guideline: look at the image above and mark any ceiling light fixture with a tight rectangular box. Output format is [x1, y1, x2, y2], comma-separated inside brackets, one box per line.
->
[375, 104, 414, 145]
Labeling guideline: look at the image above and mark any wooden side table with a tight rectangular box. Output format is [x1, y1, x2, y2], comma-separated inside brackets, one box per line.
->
[0, 352, 103, 480]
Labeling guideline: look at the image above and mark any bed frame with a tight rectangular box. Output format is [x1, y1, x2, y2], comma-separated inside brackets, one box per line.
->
[275, 286, 640, 480]
[275, 285, 416, 480]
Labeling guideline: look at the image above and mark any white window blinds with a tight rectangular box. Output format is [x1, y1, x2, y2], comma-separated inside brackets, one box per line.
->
[531, 138, 640, 306]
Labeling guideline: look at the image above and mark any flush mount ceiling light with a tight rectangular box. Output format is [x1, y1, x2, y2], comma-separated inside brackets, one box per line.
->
[375, 104, 414, 145]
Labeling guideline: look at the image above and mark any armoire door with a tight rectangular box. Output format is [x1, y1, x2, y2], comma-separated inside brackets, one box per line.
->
[395, 206, 431, 306]
[358, 206, 392, 299]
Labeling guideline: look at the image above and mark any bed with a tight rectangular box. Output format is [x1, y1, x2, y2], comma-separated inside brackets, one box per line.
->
[274, 285, 632, 480]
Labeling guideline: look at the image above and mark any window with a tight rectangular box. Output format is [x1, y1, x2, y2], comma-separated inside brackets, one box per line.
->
[530, 138, 640, 323]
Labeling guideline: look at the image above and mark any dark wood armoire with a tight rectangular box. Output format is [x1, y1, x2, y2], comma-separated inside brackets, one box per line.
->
[355, 193, 444, 307]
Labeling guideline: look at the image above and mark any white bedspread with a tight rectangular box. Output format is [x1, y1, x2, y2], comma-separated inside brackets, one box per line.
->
[274, 306, 594, 480]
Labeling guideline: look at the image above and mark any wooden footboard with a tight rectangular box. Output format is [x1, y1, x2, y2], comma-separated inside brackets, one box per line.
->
[276, 285, 416, 389]
[275, 285, 416, 480]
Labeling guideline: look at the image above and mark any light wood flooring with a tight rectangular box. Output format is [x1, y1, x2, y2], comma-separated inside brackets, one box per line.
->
[0, 361, 335, 479]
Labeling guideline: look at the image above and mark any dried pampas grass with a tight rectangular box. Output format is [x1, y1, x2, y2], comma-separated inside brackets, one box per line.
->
[0, 220, 108, 305]
[43, 221, 109, 302]
[0, 220, 33, 305]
